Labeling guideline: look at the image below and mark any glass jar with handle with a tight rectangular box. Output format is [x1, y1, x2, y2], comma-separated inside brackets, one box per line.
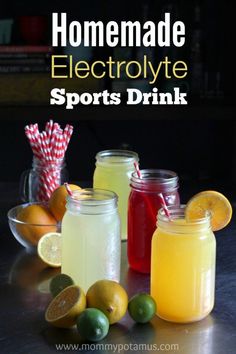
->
[19, 157, 68, 202]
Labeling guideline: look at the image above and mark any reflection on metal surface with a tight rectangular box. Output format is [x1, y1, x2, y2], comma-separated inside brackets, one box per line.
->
[125, 266, 150, 297]
[151, 315, 214, 354]
[8, 249, 60, 292]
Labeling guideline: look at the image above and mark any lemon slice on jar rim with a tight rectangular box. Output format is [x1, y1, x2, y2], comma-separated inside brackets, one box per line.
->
[185, 190, 232, 231]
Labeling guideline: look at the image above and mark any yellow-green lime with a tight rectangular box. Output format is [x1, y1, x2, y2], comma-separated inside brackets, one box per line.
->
[128, 293, 156, 323]
[76, 308, 109, 342]
[49, 273, 74, 297]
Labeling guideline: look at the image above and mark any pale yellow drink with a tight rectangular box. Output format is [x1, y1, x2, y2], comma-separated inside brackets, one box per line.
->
[61, 189, 121, 292]
[93, 150, 139, 240]
[151, 206, 216, 323]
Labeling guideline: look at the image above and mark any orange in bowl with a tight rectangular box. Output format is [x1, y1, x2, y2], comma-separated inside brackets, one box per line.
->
[15, 204, 57, 246]
[49, 184, 81, 221]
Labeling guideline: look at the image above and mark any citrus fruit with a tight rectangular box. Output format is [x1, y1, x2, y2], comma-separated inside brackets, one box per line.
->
[185, 191, 232, 231]
[45, 285, 86, 328]
[37, 232, 62, 267]
[128, 293, 156, 323]
[17, 204, 57, 245]
[86, 280, 128, 324]
[49, 184, 81, 221]
[76, 308, 109, 342]
[50, 273, 74, 297]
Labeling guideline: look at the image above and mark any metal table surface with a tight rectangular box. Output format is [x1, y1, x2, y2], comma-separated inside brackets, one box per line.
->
[0, 183, 236, 354]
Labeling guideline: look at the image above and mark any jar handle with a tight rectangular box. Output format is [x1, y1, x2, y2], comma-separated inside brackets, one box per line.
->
[19, 169, 31, 202]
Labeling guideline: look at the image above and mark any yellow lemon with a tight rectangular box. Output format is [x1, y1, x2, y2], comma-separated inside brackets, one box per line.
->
[86, 280, 128, 324]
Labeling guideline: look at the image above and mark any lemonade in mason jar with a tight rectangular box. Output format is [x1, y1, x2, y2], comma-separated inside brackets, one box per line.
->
[151, 191, 232, 323]
[61, 189, 121, 292]
[93, 150, 139, 240]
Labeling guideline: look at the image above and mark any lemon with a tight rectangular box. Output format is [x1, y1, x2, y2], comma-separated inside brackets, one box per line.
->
[185, 191, 232, 231]
[77, 308, 109, 342]
[86, 280, 128, 324]
[45, 285, 86, 328]
[50, 273, 74, 297]
[128, 293, 156, 323]
[37, 232, 61, 267]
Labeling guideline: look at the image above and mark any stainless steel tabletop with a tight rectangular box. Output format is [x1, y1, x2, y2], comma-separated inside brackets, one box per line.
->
[1, 183, 236, 354]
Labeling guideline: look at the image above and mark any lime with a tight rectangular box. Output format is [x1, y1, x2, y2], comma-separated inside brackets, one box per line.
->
[128, 293, 156, 323]
[76, 308, 109, 342]
[49, 273, 74, 297]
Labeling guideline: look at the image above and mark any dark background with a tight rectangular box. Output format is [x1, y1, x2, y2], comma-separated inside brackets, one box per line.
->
[0, 0, 235, 193]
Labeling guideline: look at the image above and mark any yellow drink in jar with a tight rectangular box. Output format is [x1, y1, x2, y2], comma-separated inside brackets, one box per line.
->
[93, 150, 139, 240]
[61, 189, 121, 292]
[151, 206, 216, 323]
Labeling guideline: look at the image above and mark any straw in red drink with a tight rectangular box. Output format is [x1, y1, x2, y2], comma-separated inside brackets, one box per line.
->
[134, 161, 142, 179]
[133, 162, 157, 224]
[158, 193, 171, 218]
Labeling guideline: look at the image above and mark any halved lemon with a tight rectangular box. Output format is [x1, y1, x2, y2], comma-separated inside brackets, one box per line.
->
[45, 285, 86, 328]
[185, 190, 232, 231]
[37, 232, 61, 267]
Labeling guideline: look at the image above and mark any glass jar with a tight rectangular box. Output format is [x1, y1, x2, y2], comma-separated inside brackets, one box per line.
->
[61, 188, 121, 292]
[128, 169, 180, 273]
[93, 149, 139, 240]
[19, 157, 68, 202]
[151, 205, 216, 323]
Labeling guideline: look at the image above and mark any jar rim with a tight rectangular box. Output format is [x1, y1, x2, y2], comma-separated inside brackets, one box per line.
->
[158, 204, 211, 225]
[131, 169, 178, 188]
[67, 188, 118, 206]
[96, 149, 139, 163]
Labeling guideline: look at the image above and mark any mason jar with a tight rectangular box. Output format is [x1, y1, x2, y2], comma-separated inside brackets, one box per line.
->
[93, 149, 139, 240]
[19, 156, 68, 202]
[151, 205, 216, 323]
[128, 169, 180, 273]
[61, 188, 121, 292]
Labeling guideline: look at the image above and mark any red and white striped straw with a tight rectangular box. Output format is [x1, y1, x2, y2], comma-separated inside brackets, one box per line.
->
[158, 193, 171, 218]
[24, 120, 74, 202]
[64, 182, 74, 197]
[134, 161, 142, 179]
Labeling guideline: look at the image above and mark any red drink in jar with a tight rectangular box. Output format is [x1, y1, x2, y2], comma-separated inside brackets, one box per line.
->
[128, 169, 180, 273]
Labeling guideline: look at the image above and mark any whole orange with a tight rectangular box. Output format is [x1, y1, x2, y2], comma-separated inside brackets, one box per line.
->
[49, 184, 81, 221]
[17, 204, 57, 246]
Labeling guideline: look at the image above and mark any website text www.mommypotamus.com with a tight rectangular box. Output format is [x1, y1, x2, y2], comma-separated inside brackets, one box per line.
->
[55, 342, 180, 352]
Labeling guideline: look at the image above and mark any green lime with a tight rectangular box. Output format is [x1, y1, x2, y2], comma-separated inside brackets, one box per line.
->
[49, 273, 74, 297]
[76, 308, 109, 342]
[128, 293, 156, 323]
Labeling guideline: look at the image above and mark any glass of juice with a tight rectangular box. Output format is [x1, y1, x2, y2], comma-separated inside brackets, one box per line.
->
[61, 188, 121, 292]
[128, 169, 179, 274]
[93, 150, 139, 240]
[151, 205, 216, 323]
